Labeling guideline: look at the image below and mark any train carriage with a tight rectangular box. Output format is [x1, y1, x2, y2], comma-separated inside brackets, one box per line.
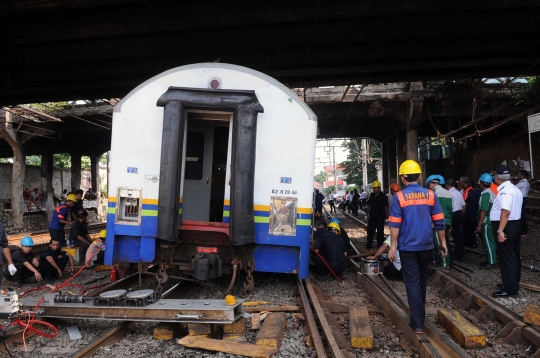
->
[104, 63, 317, 281]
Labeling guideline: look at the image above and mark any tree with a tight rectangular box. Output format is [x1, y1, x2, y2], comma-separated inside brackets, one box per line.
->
[324, 185, 335, 195]
[340, 139, 378, 189]
[314, 170, 328, 184]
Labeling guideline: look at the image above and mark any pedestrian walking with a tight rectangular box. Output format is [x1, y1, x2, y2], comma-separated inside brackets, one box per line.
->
[445, 178, 465, 261]
[426, 175, 453, 269]
[365, 180, 389, 249]
[476, 173, 496, 269]
[327, 192, 336, 213]
[388, 160, 447, 335]
[359, 189, 368, 210]
[490, 165, 523, 298]
[351, 188, 360, 216]
[515, 170, 530, 237]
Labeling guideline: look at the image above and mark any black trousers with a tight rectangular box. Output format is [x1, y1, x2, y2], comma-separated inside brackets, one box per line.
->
[39, 255, 70, 279]
[366, 216, 385, 248]
[351, 201, 359, 216]
[463, 217, 477, 247]
[451, 211, 464, 257]
[383, 263, 402, 278]
[360, 199, 367, 209]
[3, 263, 35, 282]
[521, 197, 528, 235]
[328, 200, 336, 213]
[492, 220, 521, 293]
[310, 254, 346, 276]
[400, 250, 432, 331]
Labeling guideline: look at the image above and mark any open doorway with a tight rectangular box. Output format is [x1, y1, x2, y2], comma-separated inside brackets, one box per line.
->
[182, 111, 231, 222]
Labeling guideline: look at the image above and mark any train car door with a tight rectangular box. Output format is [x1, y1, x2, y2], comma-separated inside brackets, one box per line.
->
[182, 112, 231, 222]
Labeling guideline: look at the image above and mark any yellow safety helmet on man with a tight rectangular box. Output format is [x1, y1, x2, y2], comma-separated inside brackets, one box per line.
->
[66, 193, 77, 202]
[327, 222, 341, 234]
[398, 160, 422, 175]
[372, 180, 381, 188]
[99, 230, 107, 239]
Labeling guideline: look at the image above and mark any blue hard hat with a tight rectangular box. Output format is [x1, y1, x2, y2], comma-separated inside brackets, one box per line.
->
[21, 236, 34, 247]
[425, 175, 442, 187]
[329, 218, 341, 225]
[437, 175, 445, 185]
[479, 173, 493, 184]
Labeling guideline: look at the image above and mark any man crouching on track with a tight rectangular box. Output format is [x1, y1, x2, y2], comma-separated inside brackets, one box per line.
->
[388, 160, 448, 335]
[4, 236, 41, 287]
[39, 238, 75, 282]
[309, 222, 347, 280]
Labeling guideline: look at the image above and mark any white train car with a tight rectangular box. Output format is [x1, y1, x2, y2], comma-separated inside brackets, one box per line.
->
[104, 63, 317, 280]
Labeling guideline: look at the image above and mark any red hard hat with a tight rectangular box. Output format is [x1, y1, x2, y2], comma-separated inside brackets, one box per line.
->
[390, 183, 401, 192]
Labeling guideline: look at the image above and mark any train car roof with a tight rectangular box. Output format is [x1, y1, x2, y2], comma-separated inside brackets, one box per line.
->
[114, 62, 316, 119]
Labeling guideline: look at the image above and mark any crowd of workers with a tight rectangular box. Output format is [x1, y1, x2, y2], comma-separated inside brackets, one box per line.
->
[0, 187, 106, 288]
[312, 160, 529, 335]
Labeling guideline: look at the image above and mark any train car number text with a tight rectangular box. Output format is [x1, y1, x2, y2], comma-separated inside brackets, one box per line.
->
[272, 189, 297, 195]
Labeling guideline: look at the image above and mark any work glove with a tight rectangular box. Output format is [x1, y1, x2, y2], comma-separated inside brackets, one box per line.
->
[8, 264, 17, 276]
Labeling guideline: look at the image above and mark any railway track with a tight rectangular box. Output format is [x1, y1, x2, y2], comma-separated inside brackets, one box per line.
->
[323, 204, 540, 357]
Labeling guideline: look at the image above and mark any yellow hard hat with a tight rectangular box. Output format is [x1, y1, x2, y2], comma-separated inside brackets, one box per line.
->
[372, 180, 381, 188]
[399, 160, 422, 175]
[327, 222, 341, 234]
[66, 193, 77, 202]
[99, 230, 106, 238]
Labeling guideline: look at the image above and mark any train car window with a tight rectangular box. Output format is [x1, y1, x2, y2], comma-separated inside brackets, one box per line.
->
[269, 196, 297, 236]
[185, 132, 205, 180]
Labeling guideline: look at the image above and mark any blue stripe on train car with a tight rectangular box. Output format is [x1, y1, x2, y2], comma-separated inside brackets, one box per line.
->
[104, 214, 157, 264]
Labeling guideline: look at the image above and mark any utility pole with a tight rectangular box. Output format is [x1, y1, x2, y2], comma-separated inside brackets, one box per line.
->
[333, 146, 337, 194]
[362, 138, 369, 194]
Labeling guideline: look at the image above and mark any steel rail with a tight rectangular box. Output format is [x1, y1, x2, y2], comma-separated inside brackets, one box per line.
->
[297, 278, 327, 358]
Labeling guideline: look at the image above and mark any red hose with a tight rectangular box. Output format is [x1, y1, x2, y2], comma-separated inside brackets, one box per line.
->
[310, 247, 345, 282]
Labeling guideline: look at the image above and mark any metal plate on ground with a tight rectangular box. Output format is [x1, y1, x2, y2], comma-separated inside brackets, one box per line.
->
[126, 289, 154, 298]
[21, 298, 244, 324]
[99, 290, 127, 299]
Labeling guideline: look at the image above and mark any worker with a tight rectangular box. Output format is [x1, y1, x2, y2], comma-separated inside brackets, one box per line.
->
[445, 178, 465, 262]
[351, 188, 360, 216]
[310, 222, 348, 280]
[0, 222, 17, 287]
[426, 175, 453, 269]
[515, 170, 530, 237]
[329, 217, 350, 252]
[39, 237, 75, 282]
[476, 173, 496, 270]
[463, 182, 482, 249]
[86, 229, 106, 268]
[365, 180, 389, 249]
[3, 236, 41, 287]
[68, 209, 94, 252]
[313, 221, 328, 242]
[49, 193, 76, 247]
[490, 165, 523, 298]
[70, 189, 85, 221]
[359, 189, 368, 210]
[314, 189, 324, 217]
[460, 177, 474, 201]
[388, 160, 447, 335]
[367, 235, 402, 277]
[388, 183, 401, 208]
[327, 192, 336, 213]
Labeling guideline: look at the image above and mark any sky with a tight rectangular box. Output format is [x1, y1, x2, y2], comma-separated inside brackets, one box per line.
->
[314, 139, 350, 175]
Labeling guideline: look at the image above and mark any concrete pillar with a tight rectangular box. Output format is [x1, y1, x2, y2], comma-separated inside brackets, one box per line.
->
[406, 129, 418, 161]
[387, 136, 398, 186]
[1, 110, 25, 227]
[382, 142, 389, 193]
[70, 152, 81, 191]
[397, 130, 407, 169]
[406, 82, 424, 161]
[90, 156, 99, 194]
[41, 150, 55, 217]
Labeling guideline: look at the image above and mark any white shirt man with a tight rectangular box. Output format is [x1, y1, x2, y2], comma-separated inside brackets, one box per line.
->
[490, 181, 523, 221]
[515, 177, 530, 198]
[448, 187, 465, 213]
